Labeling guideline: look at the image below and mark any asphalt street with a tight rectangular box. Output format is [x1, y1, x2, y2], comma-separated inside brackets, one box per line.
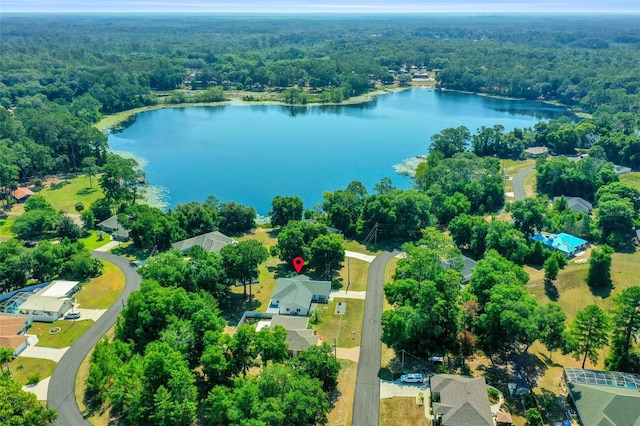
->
[351, 251, 398, 426]
[512, 166, 534, 201]
[48, 252, 141, 426]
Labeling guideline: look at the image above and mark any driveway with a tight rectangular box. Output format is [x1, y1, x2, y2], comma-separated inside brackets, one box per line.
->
[345, 250, 376, 263]
[20, 345, 68, 363]
[352, 251, 398, 426]
[380, 379, 429, 399]
[330, 290, 367, 300]
[512, 166, 534, 201]
[47, 252, 141, 426]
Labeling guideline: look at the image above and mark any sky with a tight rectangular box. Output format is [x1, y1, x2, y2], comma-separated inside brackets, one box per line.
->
[1, 0, 639, 14]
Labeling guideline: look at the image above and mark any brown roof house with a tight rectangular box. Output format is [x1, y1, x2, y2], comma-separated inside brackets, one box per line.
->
[11, 187, 34, 203]
[431, 374, 493, 426]
[0, 315, 32, 356]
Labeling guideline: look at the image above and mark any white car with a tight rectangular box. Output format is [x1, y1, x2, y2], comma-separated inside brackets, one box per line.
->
[65, 311, 81, 320]
[400, 373, 424, 383]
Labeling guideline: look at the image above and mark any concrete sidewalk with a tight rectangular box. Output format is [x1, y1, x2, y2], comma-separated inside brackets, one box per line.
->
[345, 250, 376, 263]
[336, 346, 360, 362]
[330, 290, 367, 300]
[23, 377, 51, 401]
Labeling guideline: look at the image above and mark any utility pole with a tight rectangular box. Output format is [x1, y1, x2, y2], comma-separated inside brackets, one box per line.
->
[334, 337, 337, 360]
[347, 257, 350, 292]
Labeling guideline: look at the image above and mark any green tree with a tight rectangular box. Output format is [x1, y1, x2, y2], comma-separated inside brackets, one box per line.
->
[291, 342, 341, 393]
[0, 375, 57, 426]
[568, 304, 611, 368]
[543, 255, 559, 281]
[485, 220, 528, 265]
[221, 239, 269, 299]
[308, 233, 345, 278]
[506, 197, 549, 237]
[229, 324, 257, 376]
[538, 303, 567, 361]
[605, 286, 640, 373]
[218, 201, 256, 234]
[524, 407, 542, 426]
[586, 245, 613, 289]
[274, 220, 328, 266]
[429, 126, 471, 158]
[255, 325, 288, 367]
[0, 347, 13, 375]
[81, 156, 98, 188]
[270, 195, 304, 227]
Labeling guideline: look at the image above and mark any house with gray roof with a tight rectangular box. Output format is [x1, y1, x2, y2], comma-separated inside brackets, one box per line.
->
[524, 146, 548, 158]
[268, 275, 331, 316]
[171, 231, 235, 254]
[564, 367, 640, 426]
[431, 374, 493, 426]
[266, 315, 319, 355]
[97, 215, 130, 241]
[553, 196, 593, 215]
[440, 255, 477, 284]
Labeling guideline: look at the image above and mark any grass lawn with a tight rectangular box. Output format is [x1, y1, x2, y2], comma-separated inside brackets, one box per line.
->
[344, 239, 380, 255]
[326, 359, 358, 426]
[0, 218, 14, 240]
[385, 257, 400, 284]
[313, 298, 365, 348]
[523, 171, 537, 198]
[39, 175, 104, 213]
[9, 357, 57, 387]
[78, 230, 113, 251]
[75, 260, 125, 309]
[620, 171, 640, 190]
[380, 397, 429, 426]
[31, 319, 95, 348]
[336, 258, 369, 292]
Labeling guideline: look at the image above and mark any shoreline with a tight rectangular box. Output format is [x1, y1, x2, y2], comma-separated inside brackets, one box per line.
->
[95, 86, 411, 134]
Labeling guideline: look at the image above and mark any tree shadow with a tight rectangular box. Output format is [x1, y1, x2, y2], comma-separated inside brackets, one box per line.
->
[268, 228, 281, 239]
[589, 283, 612, 299]
[220, 292, 261, 326]
[77, 187, 97, 196]
[544, 279, 559, 301]
[518, 351, 549, 388]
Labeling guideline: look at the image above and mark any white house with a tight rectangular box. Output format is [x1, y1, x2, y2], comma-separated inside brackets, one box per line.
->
[268, 275, 331, 316]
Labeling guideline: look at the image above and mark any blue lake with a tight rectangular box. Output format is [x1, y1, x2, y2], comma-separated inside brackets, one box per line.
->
[108, 89, 571, 215]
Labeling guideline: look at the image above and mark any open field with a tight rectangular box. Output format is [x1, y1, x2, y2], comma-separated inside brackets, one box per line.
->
[9, 357, 57, 386]
[326, 359, 358, 426]
[501, 159, 535, 194]
[380, 397, 429, 426]
[75, 260, 126, 309]
[620, 171, 640, 190]
[39, 175, 104, 213]
[0, 218, 14, 240]
[344, 239, 380, 255]
[31, 319, 95, 349]
[313, 298, 365, 348]
[337, 257, 369, 292]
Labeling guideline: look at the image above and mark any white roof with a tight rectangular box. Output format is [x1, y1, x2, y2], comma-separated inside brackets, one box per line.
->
[20, 295, 71, 312]
[41, 280, 79, 298]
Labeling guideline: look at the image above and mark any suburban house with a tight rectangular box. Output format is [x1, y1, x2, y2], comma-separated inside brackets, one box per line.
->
[97, 215, 130, 241]
[531, 232, 588, 258]
[524, 146, 549, 158]
[171, 231, 236, 254]
[430, 374, 493, 426]
[0, 314, 32, 356]
[553, 196, 593, 215]
[440, 255, 477, 284]
[269, 315, 319, 356]
[564, 367, 640, 426]
[10, 187, 34, 203]
[268, 275, 331, 317]
[15, 280, 79, 322]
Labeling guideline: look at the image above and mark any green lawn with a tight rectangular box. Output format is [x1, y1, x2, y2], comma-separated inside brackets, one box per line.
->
[336, 258, 369, 291]
[78, 230, 113, 251]
[9, 357, 57, 387]
[74, 260, 125, 309]
[0, 218, 14, 240]
[39, 175, 104, 213]
[31, 319, 95, 349]
[313, 298, 365, 348]
[621, 171, 640, 191]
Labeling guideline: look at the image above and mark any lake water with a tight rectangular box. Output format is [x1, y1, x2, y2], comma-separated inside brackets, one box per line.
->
[108, 89, 571, 215]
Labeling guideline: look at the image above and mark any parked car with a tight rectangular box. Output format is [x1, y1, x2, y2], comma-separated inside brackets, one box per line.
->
[65, 311, 81, 320]
[400, 373, 424, 383]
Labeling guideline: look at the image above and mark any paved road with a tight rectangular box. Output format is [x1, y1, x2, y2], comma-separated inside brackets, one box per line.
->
[48, 252, 141, 426]
[352, 251, 398, 426]
[512, 166, 534, 201]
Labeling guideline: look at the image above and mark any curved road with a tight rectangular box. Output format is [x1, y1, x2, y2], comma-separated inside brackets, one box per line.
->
[48, 252, 141, 426]
[352, 251, 398, 426]
[512, 166, 534, 201]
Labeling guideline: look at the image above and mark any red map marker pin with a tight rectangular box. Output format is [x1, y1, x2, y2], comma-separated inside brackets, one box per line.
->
[293, 257, 305, 273]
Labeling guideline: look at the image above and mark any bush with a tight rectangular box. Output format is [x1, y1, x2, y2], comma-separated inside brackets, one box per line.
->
[524, 407, 542, 425]
[487, 387, 500, 404]
[27, 372, 41, 385]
